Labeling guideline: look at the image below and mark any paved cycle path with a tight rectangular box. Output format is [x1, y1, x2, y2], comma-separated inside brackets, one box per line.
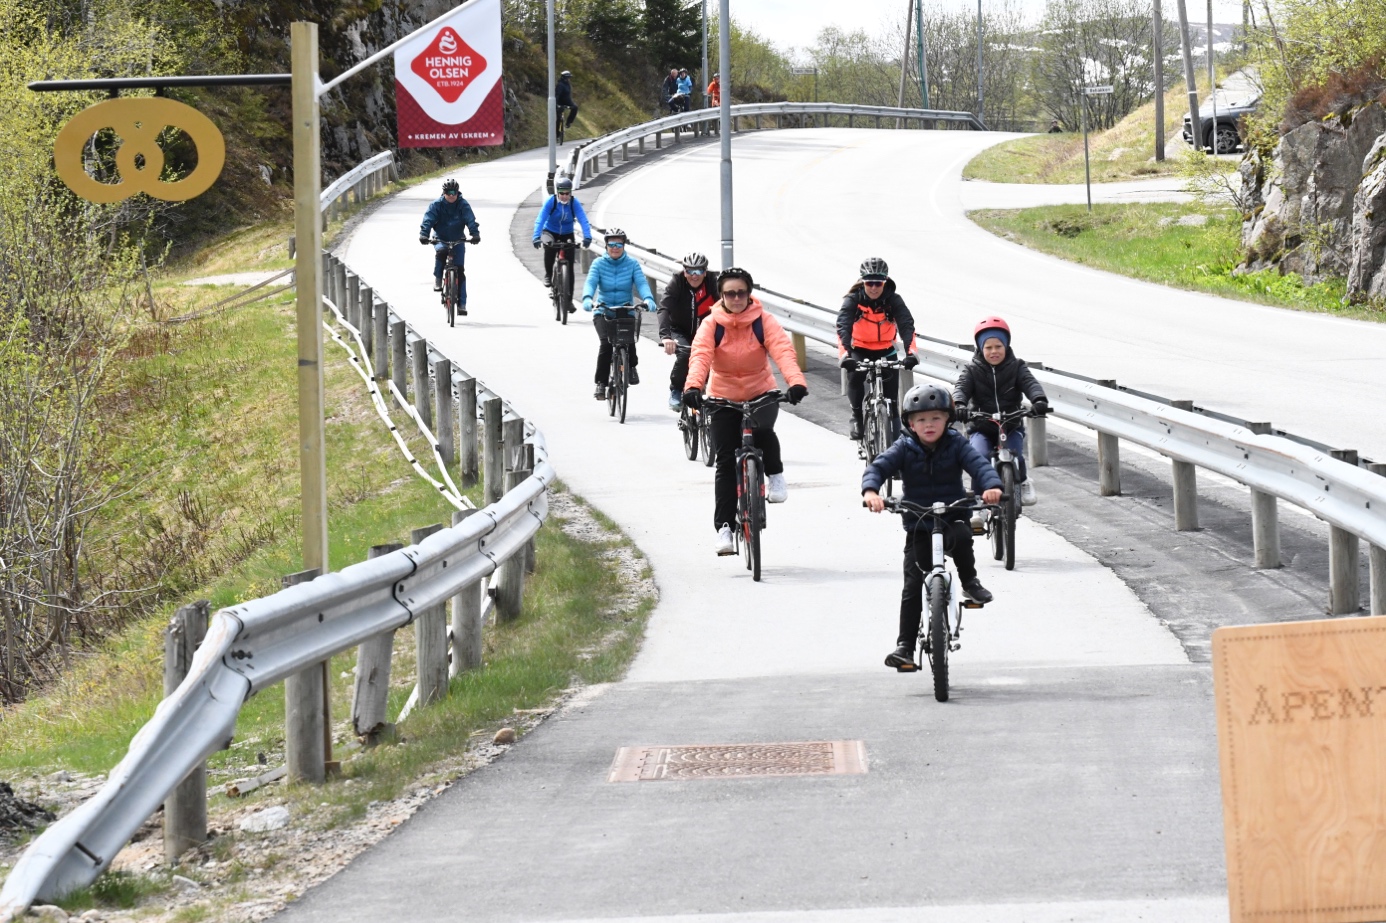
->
[273, 141, 1224, 922]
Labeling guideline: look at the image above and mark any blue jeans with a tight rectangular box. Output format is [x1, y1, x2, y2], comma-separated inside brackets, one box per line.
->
[433, 242, 466, 305]
[969, 429, 1027, 488]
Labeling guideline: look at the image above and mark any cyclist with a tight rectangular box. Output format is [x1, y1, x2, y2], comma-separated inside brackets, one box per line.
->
[660, 68, 680, 114]
[706, 72, 721, 107]
[952, 317, 1049, 507]
[862, 384, 1001, 670]
[582, 228, 656, 399]
[836, 257, 919, 442]
[418, 178, 480, 312]
[554, 70, 578, 131]
[675, 68, 693, 112]
[658, 251, 720, 411]
[532, 175, 592, 293]
[682, 268, 808, 555]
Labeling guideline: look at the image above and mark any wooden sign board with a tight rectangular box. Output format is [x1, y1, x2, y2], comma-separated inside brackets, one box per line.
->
[1213, 617, 1386, 923]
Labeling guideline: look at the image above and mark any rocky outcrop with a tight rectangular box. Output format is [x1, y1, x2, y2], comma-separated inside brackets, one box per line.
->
[1347, 135, 1386, 301]
[1239, 101, 1386, 285]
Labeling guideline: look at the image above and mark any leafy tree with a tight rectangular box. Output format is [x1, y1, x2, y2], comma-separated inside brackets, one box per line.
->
[644, 0, 701, 72]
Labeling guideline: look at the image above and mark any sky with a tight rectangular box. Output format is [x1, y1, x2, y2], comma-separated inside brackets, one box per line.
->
[726, 0, 1252, 58]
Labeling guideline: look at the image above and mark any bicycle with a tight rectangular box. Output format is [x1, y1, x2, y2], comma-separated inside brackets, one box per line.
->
[542, 233, 577, 324]
[879, 495, 998, 702]
[856, 357, 907, 491]
[701, 391, 789, 582]
[598, 305, 641, 424]
[426, 236, 475, 327]
[555, 105, 574, 144]
[965, 407, 1035, 572]
[673, 343, 713, 465]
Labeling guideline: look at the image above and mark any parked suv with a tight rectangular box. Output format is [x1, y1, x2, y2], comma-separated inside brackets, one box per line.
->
[1183, 92, 1260, 153]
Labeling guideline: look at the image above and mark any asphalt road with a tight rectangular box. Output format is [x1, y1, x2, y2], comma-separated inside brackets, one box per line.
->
[263, 133, 1241, 923]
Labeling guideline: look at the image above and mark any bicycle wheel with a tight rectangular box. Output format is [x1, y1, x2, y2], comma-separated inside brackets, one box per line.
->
[873, 401, 893, 497]
[700, 412, 714, 467]
[445, 268, 456, 327]
[551, 272, 562, 323]
[557, 261, 573, 325]
[1002, 465, 1017, 571]
[742, 455, 763, 580]
[606, 352, 618, 418]
[990, 501, 1004, 561]
[926, 574, 950, 702]
[616, 348, 629, 424]
[681, 405, 699, 460]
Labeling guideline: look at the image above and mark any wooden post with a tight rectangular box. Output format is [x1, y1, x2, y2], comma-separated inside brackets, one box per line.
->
[321, 252, 334, 305]
[1246, 422, 1280, 568]
[359, 285, 374, 358]
[390, 319, 407, 399]
[433, 358, 455, 465]
[345, 271, 360, 329]
[1329, 449, 1361, 615]
[1097, 380, 1120, 496]
[522, 443, 537, 574]
[791, 332, 807, 371]
[483, 397, 504, 505]
[451, 508, 484, 677]
[283, 567, 326, 783]
[458, 377, 479, 486]
[1170, 400, 1199, 531]
[351, 544, 401, 746]
[1369, 463, 1386, 616]
[496, 468, 527, 623]
[372, 300, 388, 380]
[332, 260, 348, 317]
[412, 524, 449, 705]
[288, 235, 296, 259]
[163, 600, 209, 864]
[411, 337, 432, 431]
[502, 415, 525, 479]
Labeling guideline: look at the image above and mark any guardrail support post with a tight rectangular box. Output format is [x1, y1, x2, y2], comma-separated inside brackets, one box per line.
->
[1369, 463, 1386, 615]
[321, 252, 333, 304]
[622, 142, 629, 162]
[483, 396, 504, 505]
[433, 357, 455, 465]
[496, 451, 529, 624]
[1025, 363, 1048, 467]
[359, 285, 374, 358]
[655, 130, 662, 149]
[639, 136, 645, 154]
[333, 260, 348, 317]
[411, 337, 432, 429]
[345, 271, 360, 330]
[351, 543, 402, 746]
[503, 415, 525, 479]
[1169, 400, 1200, 531]
[458, 377, 479, 485]
[391, 319, 407, 400]
[522, 443, 537, 574]
[451, 509, 484, 676]
[288, 235, 296, 258]
[1245, 423, 1280, 568]
[1097, 432, 1121, 496]
[791, 332, 807, 372]
[163, 599, 209, 864]
[1329, 449, 1362, 615]
[283, 567, 327, 783]
[412, 523, 450, 705]
[372, 298, 388, 379]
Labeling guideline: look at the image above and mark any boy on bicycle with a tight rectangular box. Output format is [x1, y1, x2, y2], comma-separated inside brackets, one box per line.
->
[863, 384, 1001, 670]
[658, 251, 719, 411]
[836, 257, 918, 442]
[582, 228, 655, 399]
[952, 317, 1049, 507]
[531, 175, 591, 292]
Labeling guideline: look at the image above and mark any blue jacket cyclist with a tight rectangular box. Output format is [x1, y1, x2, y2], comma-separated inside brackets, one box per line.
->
[582, 227, 656, 399]
[419, 178, 480, 308]
[531, 175, 592, 290]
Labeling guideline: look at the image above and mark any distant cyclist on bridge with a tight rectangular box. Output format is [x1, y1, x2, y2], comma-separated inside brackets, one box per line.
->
[837, 257, 919, 442]
[419, 178, 480, 309]
[582, 228, 656, 399]
[532, 175, 591, 290]
[658, 251, 719, 411]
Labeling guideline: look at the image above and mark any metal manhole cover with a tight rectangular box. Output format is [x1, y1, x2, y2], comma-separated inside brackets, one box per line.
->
[608, 740, 867, 782]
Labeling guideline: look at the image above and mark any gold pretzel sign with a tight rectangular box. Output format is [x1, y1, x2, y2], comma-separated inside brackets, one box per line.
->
[53, 97, 226, 203]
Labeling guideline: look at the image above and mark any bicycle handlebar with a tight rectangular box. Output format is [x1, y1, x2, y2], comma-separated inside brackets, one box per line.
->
[425, 236, 477, 246]
[965, 407, 1037, 425]
[868, 495, 1005, 515]
[701, 390, 788, 414]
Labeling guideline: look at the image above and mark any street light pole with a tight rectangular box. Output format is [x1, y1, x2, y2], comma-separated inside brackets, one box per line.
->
[915, 0, 931, 110]
[546, 0, 556, 187]
[701, 0, 710, 108]
[1154, 0, 1165, 161]
[976, 0, 983, 121]
[718, 0, 733, 268]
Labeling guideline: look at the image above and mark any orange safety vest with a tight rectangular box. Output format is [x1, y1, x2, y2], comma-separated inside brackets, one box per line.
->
[850, 301, 898, 351]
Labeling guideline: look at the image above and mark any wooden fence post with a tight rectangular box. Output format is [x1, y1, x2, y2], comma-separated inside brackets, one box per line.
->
[433, 357, 455, 465]
[451, 509, 484, 676]
[412, 523, 450, 705]
[351, 544, 402, 746]
[411, 337, 432, 430]
[496, 467, 528, 623]
[345, 271, 360, 329]
[283, 568, 326, 783]
[332, 261, 348, 316]
[372, 298, 388, 380]
[483, 397, 504, 505]
[163, 600, 209, 863]
[390, 319, 407, 399]
[457, 377, 479, 486]
[523, 443, 537, 574]
[359, 284, 374, 358]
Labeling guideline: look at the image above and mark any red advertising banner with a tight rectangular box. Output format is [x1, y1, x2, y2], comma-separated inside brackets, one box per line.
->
[394, 0, 504, 148]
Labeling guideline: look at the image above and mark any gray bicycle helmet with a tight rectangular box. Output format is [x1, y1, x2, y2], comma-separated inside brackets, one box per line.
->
[682, 251, 709, 270]
[603, 227, 627, 244]
[442, 178, 460, 195]
[717, 266, 754, 294]
[900, 383, 953, 424]
[859, 256, 889, 281]
[560, 70, 572, 77]
[554, 175, 574, 193]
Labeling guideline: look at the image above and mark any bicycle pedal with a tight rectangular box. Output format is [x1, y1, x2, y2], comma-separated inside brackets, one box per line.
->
[949, 642, 962, 652]
[895, 663, 919, 673]
[961, 599, 985, 610]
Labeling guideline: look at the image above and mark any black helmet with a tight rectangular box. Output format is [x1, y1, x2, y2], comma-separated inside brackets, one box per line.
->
[603, 227, 627, 244]
[859, 256, 889, 281]
[555, 175, 573, 193]
[682, 251, 709, 270]
[718, 266, 754, 294]
[900, 384, 953, 424]
[442, 178, 460, 195]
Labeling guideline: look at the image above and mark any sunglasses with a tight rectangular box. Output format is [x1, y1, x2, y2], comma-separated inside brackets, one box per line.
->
[684, 268, 706, 275]
[863, 278, 886, 286]
[721, 288, 750, 299]
[606, 241, 626, 249]
[556, 190, 572, 196]
[444, 192, 459, 197]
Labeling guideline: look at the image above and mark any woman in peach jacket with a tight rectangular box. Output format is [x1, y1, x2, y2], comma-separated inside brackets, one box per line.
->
[682, 267, 809, 554]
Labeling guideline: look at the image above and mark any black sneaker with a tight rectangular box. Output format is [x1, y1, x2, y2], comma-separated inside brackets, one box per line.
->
[962, 578, 993, 604]
[566, 305, 576, 314]
[458, 305, 468, 316]
[848, 418, 862, 441]
[628, 369, 640, 385]
[884, 644, 916, 670]
[543, 276, 552, 287]
[432, 280, 442, 292]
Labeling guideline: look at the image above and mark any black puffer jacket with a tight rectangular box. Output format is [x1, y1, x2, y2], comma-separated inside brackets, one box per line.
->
[952, 348, 1046, 440]
[862, 428, 1001, 532]
[658, 270, 720, 341]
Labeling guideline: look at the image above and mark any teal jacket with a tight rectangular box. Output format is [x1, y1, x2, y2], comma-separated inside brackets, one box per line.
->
[582, 253, 654, 315]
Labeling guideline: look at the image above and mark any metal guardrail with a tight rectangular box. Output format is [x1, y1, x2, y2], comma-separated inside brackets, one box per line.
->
[565, 102, 985, 190]
[0, 246, 548, 921]
[321, 150, 397, 218]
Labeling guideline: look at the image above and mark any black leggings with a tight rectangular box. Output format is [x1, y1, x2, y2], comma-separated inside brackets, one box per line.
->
[709, 399, 782, 530]
[847, 348, 900, 435]
[898, 522, 976, 647]
[593, 314, 639, 385]
[542, 232, 574, 278]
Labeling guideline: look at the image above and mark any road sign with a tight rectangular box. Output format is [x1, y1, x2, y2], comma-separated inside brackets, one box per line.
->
[1084, 85, 1114, 95]
[1213, 616, 1386, 923]
[791, 67, 817, 76]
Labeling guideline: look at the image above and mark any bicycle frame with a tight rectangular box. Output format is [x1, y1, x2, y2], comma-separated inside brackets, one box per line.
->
[703, 391, 786, 580]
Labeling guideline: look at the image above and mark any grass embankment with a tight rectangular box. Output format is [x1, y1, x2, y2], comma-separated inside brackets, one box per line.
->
[0, 198, 653, 913]
[969, 202, 1372, 318]
[964, 78, 1236, 184]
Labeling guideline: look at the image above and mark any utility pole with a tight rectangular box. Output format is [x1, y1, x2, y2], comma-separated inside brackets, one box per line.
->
[701, 0, 709, 108]
[1153, 0, 1165, 161]
[896, 0, 913, 127]
[718, 0, 733, 268]
[1207, 0, 1217, 152]
[915, 0, 931, 109]
[1174, 0, 1200, 155]
[546, 0, 556, 188]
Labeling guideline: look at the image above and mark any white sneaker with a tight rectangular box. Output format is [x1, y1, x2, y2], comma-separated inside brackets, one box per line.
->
[970, 510, 989, 534]
[767, 473, 788, 503]
[1020, 479, 1037, 506]
[715, 524, 735, 555]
